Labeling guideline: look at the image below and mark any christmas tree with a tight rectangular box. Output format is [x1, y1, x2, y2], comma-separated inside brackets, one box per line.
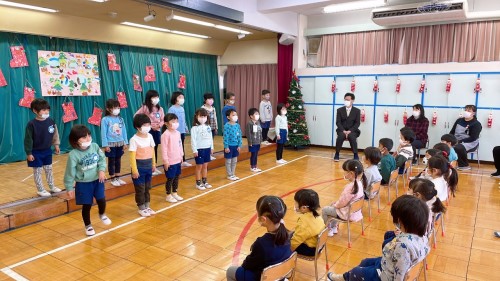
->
[286, 71, 310, 147]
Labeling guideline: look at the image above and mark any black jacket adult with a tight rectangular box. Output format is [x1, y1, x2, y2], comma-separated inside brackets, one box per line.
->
[336, 106, 361, 136]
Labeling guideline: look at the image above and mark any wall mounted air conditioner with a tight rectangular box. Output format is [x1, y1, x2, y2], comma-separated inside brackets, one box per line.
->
[372, 0, 467, 26]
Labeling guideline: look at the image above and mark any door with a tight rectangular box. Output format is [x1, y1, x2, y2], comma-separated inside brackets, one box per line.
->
[304, 104, 334, 146]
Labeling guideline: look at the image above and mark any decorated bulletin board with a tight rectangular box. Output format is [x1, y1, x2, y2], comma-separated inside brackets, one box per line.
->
[38, 51, 100, 96]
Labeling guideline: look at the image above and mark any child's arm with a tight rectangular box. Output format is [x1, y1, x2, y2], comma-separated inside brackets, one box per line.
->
[100, 118, 109, 148]
[259, 102, 265, 122]
[96, 144, 106, 182]
[238, 125, 243, 148]
[63, 154, 77, 191]
[223, 125, 229, 149]
[190, 127, 198, 155]
[159, 108, 165, 130]
[241, 239, 265, 271]
[334, 185, 353, 209]
[129, 139, 139, 178]
[246, 122, 253, 146]
[134, 105, 145, 116]
[161, 133, 169, 168]
[121, 119, 129, 145]
[395, 155, 407, 168]
[52, 124, 60, 153]
[24, 123, 34, 158]
[290, 217, 308, 250]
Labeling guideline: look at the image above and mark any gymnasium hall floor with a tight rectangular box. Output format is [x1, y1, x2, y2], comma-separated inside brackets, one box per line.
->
[0, 147, 498, 280]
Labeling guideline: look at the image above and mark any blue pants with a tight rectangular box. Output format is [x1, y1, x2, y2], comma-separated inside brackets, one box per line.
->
[105, 146, 124, 176]
[343, 257, 382, 281]
[296, 243, 316, 256]
[27, 148, 52, 167]
[249, 145, 260, 167]
[132, 159, 152, 208]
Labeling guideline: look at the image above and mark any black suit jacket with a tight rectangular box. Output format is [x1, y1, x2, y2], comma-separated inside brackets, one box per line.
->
[336, 106, 361, 136]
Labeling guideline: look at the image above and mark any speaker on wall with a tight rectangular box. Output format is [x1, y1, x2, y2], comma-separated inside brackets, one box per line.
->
[279, 34, 296, 45]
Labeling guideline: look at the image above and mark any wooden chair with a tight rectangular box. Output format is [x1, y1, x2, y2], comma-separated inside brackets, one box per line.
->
[432, 212, 446, 249]
[328, 198, 365, 248]
[385, 169, 399, 205]
[416, 140, 430, 165]
[401, 159, 412, 188]
[367, 181, 381, 222]
[261, 252, 298, 281]
[297, 228, 330, 280]
[467, 144, 480, 168]
[403, 258, 426, 281]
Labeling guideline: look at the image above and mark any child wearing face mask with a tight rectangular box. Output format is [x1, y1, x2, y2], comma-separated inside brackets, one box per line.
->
[135, 90, 165, 175]
[440, 134, 458, 162]
[291, 189, 325, 256]
[394, 127, 415, 173]
[275, 103, 289, 164]
[191, 108, 214, 190]
[259, 90, 273, 144]
[101, 99, 128, 187]
[412, 148, 440, 180]
[25, 98, 61, 197]
[427, 155, 458, 202]
[362, 147, 383, 199]
[224, 109, 243, 180]
[322, 160, 366, 237]
[246, 108, 262, 172]
[161, 113, 184, 203]
[64, 125, 110, 236]
[168, 91, 191, 167]
[201, 92, 218, 138]
[222, 92, 236, 125]
[129, 114, 157, 217]
[378, 138, 396, 185]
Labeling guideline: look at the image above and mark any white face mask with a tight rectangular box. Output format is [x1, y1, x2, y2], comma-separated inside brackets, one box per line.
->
[141, 126, 151, 134]
[231, 116, 238, 122]
[112, 109, 120, 116]
[412, 110, 420, 118]
[344, 100, 351, 107]
[41, 113, 50, 119]
[463, 111, 473, 119]
[229, 100, 235, 105]
[281, 110, 287, 115]
[171, 122, 179, 130]
[254, 114, 260, 120]
[343, 173, 351, 181]
[178, 98, 185, 106]
[80, 138, 92, 148]
[151, 98, 159, 105]
[198, 117, 207, 124]
[422, 157, 428, 165]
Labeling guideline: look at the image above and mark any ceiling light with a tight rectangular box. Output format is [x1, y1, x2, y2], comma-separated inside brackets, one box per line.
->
[89, 0, 109, 2]
[171, 30, 210, 39]
[237, 34, 245, 39]
[0, 0, 57, 12]
[144, 4, 156, 22]
[121, 22, 170, 33]
[215, 25, 251, 34]
[172, 15, 215, 27]
[323, 0, 385, 13]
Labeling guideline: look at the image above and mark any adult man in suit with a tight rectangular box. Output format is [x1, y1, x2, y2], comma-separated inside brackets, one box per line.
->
[334, 93, 360, 161]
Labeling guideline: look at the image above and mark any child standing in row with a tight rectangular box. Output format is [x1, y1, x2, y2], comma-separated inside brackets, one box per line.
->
[246, 108, 262, 172]
[378, 138, 396, 185]
[259, 90, 272, 144]
[201, 93, 218, 138]
[222, 92, 236, 125]
[161, 113, 184, 203]
[168, 91, 191, 167]
[191, 108, 214, 190]
[64, 125, 110, 236]
[291, 189, 325, 256]
[275, 103, 288, 164]
[101, 99, 128, 187]
[25, 98, 61, 197]
[362, 147, 382, 199]
[129, 114, 156, 217]
[134, 90, 164, 175]
[224, 109, 243, 180]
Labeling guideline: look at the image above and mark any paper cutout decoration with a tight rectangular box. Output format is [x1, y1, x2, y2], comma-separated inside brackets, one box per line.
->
[177, 74, 186, 89]
[107, 53, 121, 71]
[0, 68, 6, 87]
[162, 57, 171, 73]
[10, 46, 29, 68]
[144, 66, 156, 82]
[133, 74, 142, 92]
[116, 91, 128, 108]
[88, 106, 103, 126]
[62, 101, 78, 123]
[19, 87, 36, 108]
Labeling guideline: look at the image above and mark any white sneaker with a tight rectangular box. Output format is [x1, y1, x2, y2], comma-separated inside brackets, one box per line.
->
[233, 175, 240, 180]
[172, 193, 183, 201]
[196, 184, 206, 190]
[281, 159, 288, 163]
[85, 225, 95, 236]
[227, 176, 237, 181]
[146, 208, 156, 215]
[182, 162, 192, 167]
[152, 169, 162, 176]
[328, 227, 338, 237]
[261, 141, 270, 145]
[100, 214, 112, 225]
[117, 179, 127, 185]
[327, 273, 345, 281]
[166, 194, 178, 203]
[276, 159, 286, 164]
[203, 182, 213, 188]
[210, 156, 216, 160]
[110, 178, 121, 187]
[138, 209, 150, 217]
[253, 167, 262, 172]
[49, 186, 62, 193]
[37, 190, 51, 197]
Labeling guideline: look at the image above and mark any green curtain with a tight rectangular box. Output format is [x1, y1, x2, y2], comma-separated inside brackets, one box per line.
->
[0, 32, 220, 163]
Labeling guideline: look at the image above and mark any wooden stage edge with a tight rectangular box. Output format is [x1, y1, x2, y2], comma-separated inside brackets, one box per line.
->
[0, 144, 279, 233]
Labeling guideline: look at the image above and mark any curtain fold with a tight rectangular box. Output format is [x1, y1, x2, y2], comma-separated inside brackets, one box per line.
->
[317, 21, 500, 67]
[277, 35, 293, 104]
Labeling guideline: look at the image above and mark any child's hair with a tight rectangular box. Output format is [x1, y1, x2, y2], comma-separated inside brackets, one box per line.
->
[441, 134, 458, 146]
[428, 155, 458, 197]
[133, 113, 151, 130]
[225, 92, 235, 101]
[248, 108, 259, 116]
[379, 138, 394, 151]
[203, 93, 214, 102]
[69, 124, 91, 149]
[105, 99, 120, 116]
[400, 127, 416, 143]
[144, 90, 160, 112]
[256, 195, 289, 245]
[409, 178, 446, 214]
[342, 160, 368, 195]
[170, 91, 184, 106]
[413, 104, 426, 119]
[277, 103, 285, 114]
[294, 189, 321, 218]
[192, 108, 210, 126]
[226, 108, 236, 119]
[364, 147, 382, 165]
[261, 89, 270, 96]
[161, 113, 178, 133]
[433, 143, 450, 158]
[30, 98, 50, 112]
[391, 195, 429, 237]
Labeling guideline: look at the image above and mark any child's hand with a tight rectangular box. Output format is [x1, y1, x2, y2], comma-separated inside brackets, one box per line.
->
[104, 147, 111, 152]
[66, 190, 75, 199]
[27, 155, 35, 161]
[132, 172, 139, 179]
[237, 147, 241, 152]
[123, 145, 128, 151]
[277, 135, 281, 140]
[164, 163, 170, 170]
[98, 171, 106, 183]
[152, 167, 156, 173]
[54, 145, 60, 154]
[224, 148, 230, 153]
[211, 149, 214, 154]
[193, 152, 198, 157]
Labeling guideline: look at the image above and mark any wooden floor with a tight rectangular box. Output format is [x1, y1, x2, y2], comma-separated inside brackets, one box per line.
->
[0, 147, 499, 281]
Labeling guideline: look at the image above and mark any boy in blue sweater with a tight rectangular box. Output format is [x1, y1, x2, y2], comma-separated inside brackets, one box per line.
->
[224, 109, 242, 180]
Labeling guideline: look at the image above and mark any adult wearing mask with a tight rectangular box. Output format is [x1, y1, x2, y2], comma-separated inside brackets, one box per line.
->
[334, 93, 361, 161]
[450, 105, 482, 170]
[405, 104, 429, 165]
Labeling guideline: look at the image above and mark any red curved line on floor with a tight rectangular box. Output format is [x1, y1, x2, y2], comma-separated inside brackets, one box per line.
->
[231, 178, 343, 265]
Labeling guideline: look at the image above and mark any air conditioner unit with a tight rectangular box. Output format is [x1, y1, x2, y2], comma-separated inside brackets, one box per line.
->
[372, 0, 467, 26]
[279, 34, 296, 45]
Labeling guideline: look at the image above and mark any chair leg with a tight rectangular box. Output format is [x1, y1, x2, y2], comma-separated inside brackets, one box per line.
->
[377, 194, 381, 213]
[433, 226, 437, 249]
[441, 214, 445, 237]
[396, 180, 399, 198]
[347, 221, 351, 248]
[368, 199, 372, 222]
[361, 218, 365, 236]
[314, 257, 319, 281]
[387, 186, 391, 206]
[424, 258, 428, 281]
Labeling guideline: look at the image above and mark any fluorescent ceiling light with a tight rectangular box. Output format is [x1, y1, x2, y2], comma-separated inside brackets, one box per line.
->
[215, 25, 251, 34]
[171, 30, 210, 39]
[89, 0, 108, 2]
[0, 0, 57, 12]
[172, 15, 215, 27]
[323, 0, 385, 13]
[121, 22, 170, 33]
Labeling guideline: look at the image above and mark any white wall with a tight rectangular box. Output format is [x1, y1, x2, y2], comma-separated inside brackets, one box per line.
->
[220, 38, 277, 65]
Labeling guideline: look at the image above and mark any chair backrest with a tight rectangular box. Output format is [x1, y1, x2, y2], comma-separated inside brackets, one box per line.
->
[315, 227, 329, 256]
[403, 159, 412, 172]
[403, 258, 425, 281]
[349, 198, 364, 215]
[389, 169, 399, 185]
[261, 252, 297, 281]
[370, 181, 381, 196]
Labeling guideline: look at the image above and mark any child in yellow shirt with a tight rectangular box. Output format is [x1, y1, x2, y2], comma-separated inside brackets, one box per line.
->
[291, 189, 325, 256]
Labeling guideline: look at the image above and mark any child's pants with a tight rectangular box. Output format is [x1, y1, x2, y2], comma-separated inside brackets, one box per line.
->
[33, 165, 54, 191]
[322, 206, 340, 228]
[226, 157, 237, 176]
[82, 198, 106, 226]
[133, 160, 152, 210]
[342, 257, 382, 281]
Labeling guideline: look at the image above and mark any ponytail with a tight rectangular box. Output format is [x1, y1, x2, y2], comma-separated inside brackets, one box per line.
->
[445, 166, 458, 197]
[161, 124, 168, 134]
[256, 196, 290, 246]
[275, 221, 289, 246]
[432, 197, 447, 214]
[343, 160, 365, 195]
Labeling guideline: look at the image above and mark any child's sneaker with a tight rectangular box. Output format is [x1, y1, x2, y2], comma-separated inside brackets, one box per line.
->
[227, 176, 237, 181]
[49, 186, 62, 193]
[117, 178, 127, 185]
[152, 169, 162, 176]
[254, 168, 262, 172]
[138, 209, 150, 217]
[100, 214, 112, 225]
[37, 190, 51, 197]
[146, 208, 156, 215]
[110, 178, 121, 187]
[328, 226, 338, 237]
[204, 182, 212, 188]
[276, 159, 286, 164]
[196, 183, 206, 190]
[210, 155, 216, 160]
[166, 194, 178, 203]
[327, 272, 345, 281]
[172, 193, 184, 201]
[233, 176, 240, 180]
[182, 162, 192, 167]
[85, 225, 95, 236]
